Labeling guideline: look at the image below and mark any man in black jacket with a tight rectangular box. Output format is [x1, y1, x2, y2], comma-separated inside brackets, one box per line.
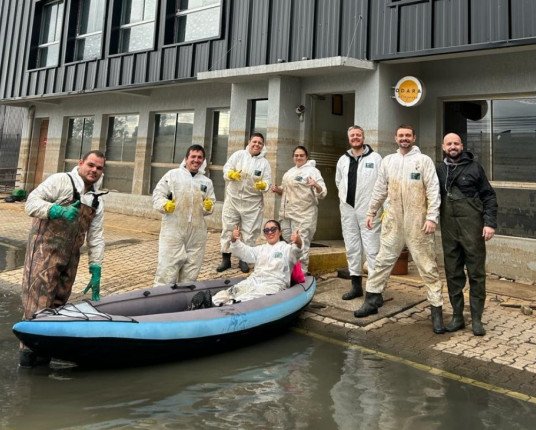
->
[437, 133, 497, 336]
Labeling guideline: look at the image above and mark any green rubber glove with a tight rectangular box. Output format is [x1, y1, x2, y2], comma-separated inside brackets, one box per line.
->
[49, 200, 81, 222]
[83, 263, 101, 301]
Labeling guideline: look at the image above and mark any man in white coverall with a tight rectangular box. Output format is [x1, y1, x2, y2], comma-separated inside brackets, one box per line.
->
[216, 132, 272, 274]
[354, 125, 446, 334]
[153, 144, 215, 286]
[336, 126, 382, 300]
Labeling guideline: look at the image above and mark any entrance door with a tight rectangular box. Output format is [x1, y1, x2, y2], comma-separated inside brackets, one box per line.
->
[309, 93, 355, 240]
[34, 120, 49, 186]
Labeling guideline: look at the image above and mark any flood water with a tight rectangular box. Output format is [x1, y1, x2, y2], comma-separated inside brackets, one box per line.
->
[2, 287, 536, 429]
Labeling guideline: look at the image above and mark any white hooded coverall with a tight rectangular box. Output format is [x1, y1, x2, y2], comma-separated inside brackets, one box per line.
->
[335, 145, 382, 277]
[153, 162, 215, 286]
[212, 239, 302, 306]
[220, 144, 272, 252]
[279, 159, 327, 272]
[365, 146, 443, 306]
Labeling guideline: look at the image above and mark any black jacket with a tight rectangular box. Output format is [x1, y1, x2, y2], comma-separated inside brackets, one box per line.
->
[437, 151, 498, 228]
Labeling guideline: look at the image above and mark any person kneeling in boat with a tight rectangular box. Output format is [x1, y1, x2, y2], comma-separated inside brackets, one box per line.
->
[212, 220, 303, 306]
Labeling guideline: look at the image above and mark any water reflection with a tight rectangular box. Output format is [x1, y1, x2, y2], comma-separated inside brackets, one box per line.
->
[0, 241, 26, 271]
[2, 289, 536, 429]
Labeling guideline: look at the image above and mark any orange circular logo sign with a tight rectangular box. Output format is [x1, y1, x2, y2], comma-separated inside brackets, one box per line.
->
[394, 76, 425, 107]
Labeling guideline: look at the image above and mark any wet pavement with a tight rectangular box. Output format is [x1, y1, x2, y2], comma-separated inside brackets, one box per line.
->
[1, 197, 536, 404]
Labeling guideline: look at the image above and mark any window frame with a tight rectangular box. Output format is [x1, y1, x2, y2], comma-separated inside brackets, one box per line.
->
[109, 0, 158, 55]
[163, 0, 223, 47]
[30, 0, 65, 70]
[64, 116, 94, 165]
[443, 96, 536, 190]
[71, 0, 106, 62]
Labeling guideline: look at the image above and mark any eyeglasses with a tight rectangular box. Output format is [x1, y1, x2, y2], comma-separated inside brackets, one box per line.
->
[263, 226, 279, 234]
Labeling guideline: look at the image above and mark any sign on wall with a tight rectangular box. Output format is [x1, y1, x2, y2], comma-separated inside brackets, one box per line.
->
[394, 76, 425, 107]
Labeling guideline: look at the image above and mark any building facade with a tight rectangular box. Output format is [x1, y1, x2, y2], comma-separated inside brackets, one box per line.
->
[0, 0, 535, 282]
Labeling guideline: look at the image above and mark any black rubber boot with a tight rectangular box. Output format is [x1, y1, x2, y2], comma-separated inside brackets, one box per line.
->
[431, 306, 446, 334]
[354, 292, 383, 318]
[445, 314, 465, 332]
[342, 276, 363, 300]
[216, 253, 232, 272]
[238, 260, 250, 273]
[470, 298, 486, 336]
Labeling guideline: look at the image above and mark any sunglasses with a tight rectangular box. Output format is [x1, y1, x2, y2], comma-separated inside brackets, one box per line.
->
[263, 226, 279, 234]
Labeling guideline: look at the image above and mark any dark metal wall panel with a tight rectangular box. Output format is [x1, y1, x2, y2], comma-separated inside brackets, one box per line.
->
[369, 0, 398, 58]
[193, 42, 211, 75]
[85, 61, 98, 90]
[0, 0, 17, 98]
[96, 59, 108, 89]
[64, 65, 77, 93]
[108, 57, 122, 88]
[13, 1, 32, 98]
[268, 0, 291, 63]
[177, 45, 193, 78]
[398, 1, 431, 52]
[290, 0, 315, 61]
[511, 0, 536, 38]
[433, 0, 468, 48]
[315, 0, 341, 59]
[121, 56, 134, 86]
[229, 0, 250, 68]
[46, 69, 56, 94]
[162, 47, 177, 81]
[340, 0, 368, 59]
[133, 53, 148, 84]
[248, 0, 269, 66]
[54, 67, 65, 94]
[470, 0, 509, 43]
[5, 1, 24, 98]
[147, 51, 160, 83]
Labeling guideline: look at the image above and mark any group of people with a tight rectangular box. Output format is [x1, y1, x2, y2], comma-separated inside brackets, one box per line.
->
[338, 125, 497, 338]
[18, 124, 496, 367]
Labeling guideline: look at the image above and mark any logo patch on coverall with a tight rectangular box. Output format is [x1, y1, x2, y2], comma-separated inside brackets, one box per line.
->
[294, 176, 304, 182]
[200, 184, 207, 192]
[254, 170, 262, 177]
[273, 252, 283, 258]
[365, 163, 374, 168]
[410, 172, 421, 180]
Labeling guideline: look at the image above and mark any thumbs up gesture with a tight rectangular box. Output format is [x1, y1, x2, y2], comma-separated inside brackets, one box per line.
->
[291, 229, 302, 248]
[232, 225, 241, 242]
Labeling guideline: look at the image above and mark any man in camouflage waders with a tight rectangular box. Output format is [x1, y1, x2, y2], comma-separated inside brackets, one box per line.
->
[437, 133, 497, 336]
[20, 150, 107, 367]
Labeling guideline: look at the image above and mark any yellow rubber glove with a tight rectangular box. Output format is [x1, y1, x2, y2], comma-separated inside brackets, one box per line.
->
[203, 198, 214, 212]
[227, 170, 242, 181]
[254, 180, 267, 191]
[163, 199, 176, 213]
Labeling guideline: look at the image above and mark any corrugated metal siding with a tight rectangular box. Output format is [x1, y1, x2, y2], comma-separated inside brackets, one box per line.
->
[315, 0, 341, 58]
[470, 0, 509, 43]
[1, 0, 371, 101]
[229, 0, 250, 68]
[399, 2, 431, 52]
[433, 0, 468, 48]
[371, 0, 536, 60]
[290, 0, 315, 61]
[340, 0, 368, 59]
[511, 0, 536, 38]
[268, 0, 291, 63]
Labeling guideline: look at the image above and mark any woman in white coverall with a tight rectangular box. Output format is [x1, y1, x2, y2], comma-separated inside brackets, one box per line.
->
[212, 220, 303, 306]
[271, 146, 327, 274]
[217, 132, 272, 274]
[153, 145, 215, 286]
[354, 125, 445, 334]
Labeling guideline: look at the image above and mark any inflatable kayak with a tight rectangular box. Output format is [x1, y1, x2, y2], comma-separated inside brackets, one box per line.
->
[12, 276, 316, 367]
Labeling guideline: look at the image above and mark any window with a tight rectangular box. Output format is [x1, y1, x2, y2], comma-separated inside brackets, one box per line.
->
[72, 0, 105, 61]
[209, 109, 229, 200]
[64, 117, 94, 171]
[250, 99, 268, 140]
[110, 0, 157, 54]
[31, 1, 65, 69]
[164, 0, 222, 45]
[104, 115, 139, 193]
[444, 98, 536, 238]
[150, 111, 194, 192]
